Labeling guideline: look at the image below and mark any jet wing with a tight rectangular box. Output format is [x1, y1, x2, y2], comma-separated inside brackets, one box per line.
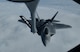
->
[55, 23, 72, 29]
[73, 0, 80, 4]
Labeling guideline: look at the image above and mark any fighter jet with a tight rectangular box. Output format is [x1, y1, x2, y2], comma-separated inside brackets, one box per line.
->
[7, 0, 72, 46]
[18, 12, 72, 46]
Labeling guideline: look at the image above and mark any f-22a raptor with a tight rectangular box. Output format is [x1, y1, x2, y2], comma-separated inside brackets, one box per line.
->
[7, 0, 72, 46]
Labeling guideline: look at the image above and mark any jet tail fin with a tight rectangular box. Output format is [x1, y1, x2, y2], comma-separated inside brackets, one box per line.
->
[51, 11, 58, 22]
[38, 11, 59, 28]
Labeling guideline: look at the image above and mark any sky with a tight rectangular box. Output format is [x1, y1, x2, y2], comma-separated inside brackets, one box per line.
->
[0, 0, 80, 52]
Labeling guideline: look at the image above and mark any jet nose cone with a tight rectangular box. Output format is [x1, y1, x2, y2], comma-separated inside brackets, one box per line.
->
[41, 34, 51, 46]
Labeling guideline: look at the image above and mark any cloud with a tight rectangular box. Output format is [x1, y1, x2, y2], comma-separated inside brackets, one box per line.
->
[0, 1, 80, 52]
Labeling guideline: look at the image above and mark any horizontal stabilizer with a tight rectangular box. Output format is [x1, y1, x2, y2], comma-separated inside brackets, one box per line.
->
[53, 20, 60, 22]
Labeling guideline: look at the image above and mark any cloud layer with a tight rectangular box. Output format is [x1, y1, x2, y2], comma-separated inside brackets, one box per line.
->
[0, 1, 80, 52]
